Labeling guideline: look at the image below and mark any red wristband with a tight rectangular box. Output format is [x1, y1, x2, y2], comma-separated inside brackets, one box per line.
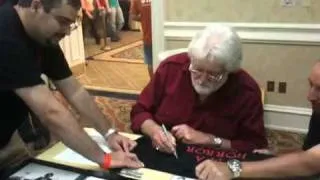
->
[102, 153, 112, 169]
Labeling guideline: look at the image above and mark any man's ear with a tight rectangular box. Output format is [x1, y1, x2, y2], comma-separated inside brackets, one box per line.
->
[30, 0, 43, 12]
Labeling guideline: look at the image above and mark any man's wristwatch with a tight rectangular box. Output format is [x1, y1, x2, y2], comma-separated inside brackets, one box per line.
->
[212, 136, 223, 147]
[104, 128, 118, 140]
[227, 159, 242, 178]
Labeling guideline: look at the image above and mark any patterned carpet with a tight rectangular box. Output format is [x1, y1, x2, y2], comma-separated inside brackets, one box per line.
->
[111, 45, 144, 59]
[92, 41, 144, 63]
[84, 31, 142, 58]
[92, 95, 305, 155]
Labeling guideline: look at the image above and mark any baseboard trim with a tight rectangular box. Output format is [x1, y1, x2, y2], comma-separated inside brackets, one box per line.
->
[164, 22, 320, 45]
[84, 85, 141, 95]
[263, 104, 311, 134]
[264, 104, 312, 115]
[87, 89, 138, 100]
[265, 124, 308, 134]
[70, 62, 86, 77]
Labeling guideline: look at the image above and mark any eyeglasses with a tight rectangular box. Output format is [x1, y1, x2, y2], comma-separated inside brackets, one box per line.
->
[69, 22, 78, 31]
[189, 64, 225, 82]
[54, 16, 79, 31]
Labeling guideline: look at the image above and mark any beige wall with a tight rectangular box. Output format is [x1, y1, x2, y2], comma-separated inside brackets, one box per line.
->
[166, 40, 320, 108]
[166, 0, 319, 23]
[163, 0, 320, 108]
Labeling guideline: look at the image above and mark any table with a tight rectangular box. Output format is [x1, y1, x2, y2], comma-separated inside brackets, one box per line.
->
[35, 128, 183, 180]
[6, 128, 315, 180]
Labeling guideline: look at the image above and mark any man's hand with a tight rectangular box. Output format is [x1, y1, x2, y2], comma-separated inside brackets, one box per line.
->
[86, 10, 94, 19]
[107, 7, 112, 14]
[131, 14, 141, 21]
[99, 8, 106, 16]
[171, 124, 210, 144]
[109, 151, 144, 168]
[151, 126, 176, 154]
[195, 160, 232, 180]
[107, 134, 137, 152]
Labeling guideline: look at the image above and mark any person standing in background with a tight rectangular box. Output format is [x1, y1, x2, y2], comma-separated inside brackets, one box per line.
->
[108, 0, 124, 42]
[96, 0, 112, 50]
[119, 0, 131, 31]
[130, 0, 152, 78]
[81, 0, 100, 45]
[81, 0, 111, 50]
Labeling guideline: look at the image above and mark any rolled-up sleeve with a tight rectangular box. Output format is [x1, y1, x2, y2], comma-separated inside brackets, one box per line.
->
[130, 63, 167, 133]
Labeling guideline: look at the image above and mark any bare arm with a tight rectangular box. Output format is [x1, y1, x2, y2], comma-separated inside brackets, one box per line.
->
[105, 0, 110, 10]
[241, 145, 320, 178]
[196, 145, 320, 180]
[95, 0, 104, 9]
[141, 119, 160, 135]
[131, 13, 141, 21]
[130, 0, 141, 21]
[85, 10, 93, 19]
[15, 84, 105, 165]
[81, 0, 93, 18]
[54, 77, 111, 137]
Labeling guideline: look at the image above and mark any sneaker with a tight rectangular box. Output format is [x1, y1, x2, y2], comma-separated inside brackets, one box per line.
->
[111, 36, 120, 42]
[100, 46, 111, 51]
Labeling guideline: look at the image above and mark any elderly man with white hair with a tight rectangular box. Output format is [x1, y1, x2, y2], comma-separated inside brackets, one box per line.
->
[130, 24, 267, 155]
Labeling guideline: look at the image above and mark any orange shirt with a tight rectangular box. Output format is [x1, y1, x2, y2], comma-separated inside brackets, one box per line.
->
[130, 0, 152, 45]
[81, 0, 107, 11]
[81, 0, 94, 12]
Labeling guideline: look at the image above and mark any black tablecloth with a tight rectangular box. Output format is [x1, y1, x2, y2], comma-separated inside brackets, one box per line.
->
[131, 136, 274, 179]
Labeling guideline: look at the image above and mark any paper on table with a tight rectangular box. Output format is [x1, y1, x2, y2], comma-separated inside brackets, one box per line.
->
[54, 132, 112, 165]
[85, 176, 108, 180]
[171, 176, 196, 180]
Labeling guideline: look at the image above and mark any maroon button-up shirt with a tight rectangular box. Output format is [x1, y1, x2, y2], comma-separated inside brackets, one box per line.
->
[131, 53, 268, 151]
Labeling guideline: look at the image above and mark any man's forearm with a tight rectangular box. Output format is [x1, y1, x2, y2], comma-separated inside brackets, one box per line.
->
[55, 77, 111, 136]
[105, 0, 110, 9]
[131, 14, 141, 21]
[141, 119, 160, 136]
[15, 85, 105, 166]
[46, 109, 105, 165]
[67, 87, 111, 135]
[241, 151, 319, 178]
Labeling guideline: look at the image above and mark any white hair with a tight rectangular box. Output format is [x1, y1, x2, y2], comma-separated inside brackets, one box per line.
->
[187, 24, 242, 72]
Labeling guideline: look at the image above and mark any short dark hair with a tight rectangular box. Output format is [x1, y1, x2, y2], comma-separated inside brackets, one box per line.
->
[18, 0, 81, 12]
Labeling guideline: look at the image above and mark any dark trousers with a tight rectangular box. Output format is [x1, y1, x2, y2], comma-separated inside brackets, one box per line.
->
[82, 11, 101, 44]
[119, 0, 131, 30]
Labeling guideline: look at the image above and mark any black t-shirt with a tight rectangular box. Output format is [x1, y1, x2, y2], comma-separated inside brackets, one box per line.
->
[303, 112, 320, 150]
[0, 3, 72, 148]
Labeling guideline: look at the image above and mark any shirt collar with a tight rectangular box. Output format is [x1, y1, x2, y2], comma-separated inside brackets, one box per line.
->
[182, 55, 191, 72]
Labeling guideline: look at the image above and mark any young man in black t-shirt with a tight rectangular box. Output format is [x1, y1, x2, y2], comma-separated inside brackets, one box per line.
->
[0, 0, 143, 171]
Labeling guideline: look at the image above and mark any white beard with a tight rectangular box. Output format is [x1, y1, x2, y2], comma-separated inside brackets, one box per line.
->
[191, 75, 228, 96]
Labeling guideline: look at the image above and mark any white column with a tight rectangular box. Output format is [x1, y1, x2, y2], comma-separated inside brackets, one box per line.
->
[151, 0, 165, 69]
[59, 22, 86, 67]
